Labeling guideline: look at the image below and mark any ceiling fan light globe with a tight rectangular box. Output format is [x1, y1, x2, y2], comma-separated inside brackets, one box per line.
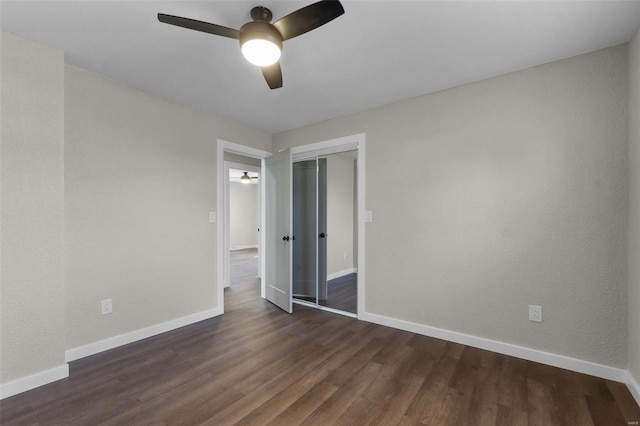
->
[239, 21, 283, 67]
[241, 39, 281, 66]
[241, 172, 252, 184]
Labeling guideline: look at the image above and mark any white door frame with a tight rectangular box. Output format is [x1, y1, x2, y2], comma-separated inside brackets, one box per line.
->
[216, 134, 365, 316]
[217, 140, 271, 314]
[290, 133, 366, 317]
[224, 161, 261, 289]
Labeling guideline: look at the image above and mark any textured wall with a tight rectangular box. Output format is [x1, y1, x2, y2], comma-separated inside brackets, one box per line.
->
[0, 32, 66, 382]
[326, 154, 355, 276]
[64, 66, 270, 350]
[224, 152, 261, 167]
[229, 182, 259, 248]
[274, 46, 629, 367]
[628, 27, 640, 382]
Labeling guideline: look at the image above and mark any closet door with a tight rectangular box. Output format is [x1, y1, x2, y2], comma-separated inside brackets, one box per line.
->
[264, 148, 292, 313]
[317, 158, 328, 300]
[292, 160, 317, 304]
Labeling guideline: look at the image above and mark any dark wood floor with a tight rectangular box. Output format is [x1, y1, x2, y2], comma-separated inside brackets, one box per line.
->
[2, 255, 639, 425]
[320, 273, 357, 314]
[230, 249, 360, 314]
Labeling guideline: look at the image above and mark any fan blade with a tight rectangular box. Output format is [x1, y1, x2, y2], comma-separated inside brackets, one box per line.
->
[158, 14, 240, 39]
[273, 1, 344, 41]
[261, 62, 283, 89]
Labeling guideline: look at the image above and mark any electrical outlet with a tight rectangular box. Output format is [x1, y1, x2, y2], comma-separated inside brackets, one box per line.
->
[529, 305, 542, 323]
[101, 299, 113, 315]
[343, 252, 347, 260]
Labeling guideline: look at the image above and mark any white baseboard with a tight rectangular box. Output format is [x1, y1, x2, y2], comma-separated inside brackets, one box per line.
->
[626, 370, 640, 406]
[359, 311, 628, 384]
[0, 364, 69, 400]
[65, 307, 222, 362]
[230, 245, 258, 251]
[327, 268, 357, 281]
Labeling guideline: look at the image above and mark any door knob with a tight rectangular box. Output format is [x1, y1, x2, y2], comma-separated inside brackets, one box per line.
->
[282, 236, 290, 241]
[319, 232, 327, 238]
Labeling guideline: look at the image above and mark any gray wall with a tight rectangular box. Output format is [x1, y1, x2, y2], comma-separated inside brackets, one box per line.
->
[64, 65, 271, 350]
[1, 33, 66, 382]
[0, 32, 271, 387]
[224, 152, 261, 167]
[274, 45, 629, 367]
[229, 182, 259, 249]
[628, 27, 640, 383]
[326, 154, 356, 276]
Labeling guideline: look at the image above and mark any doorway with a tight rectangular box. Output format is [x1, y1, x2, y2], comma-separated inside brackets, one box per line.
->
[220, 134, 365, 317]
[216, 140, 271, 315]
[226, 164, 260, 288]
[291, 149, 359, 316]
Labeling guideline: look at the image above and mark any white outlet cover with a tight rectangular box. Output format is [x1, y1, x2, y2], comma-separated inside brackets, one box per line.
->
[529, 305, 542, 322]
[101, 299, 113, 315]
[209, 211, 216, 223]
[365, 211, 373, 223]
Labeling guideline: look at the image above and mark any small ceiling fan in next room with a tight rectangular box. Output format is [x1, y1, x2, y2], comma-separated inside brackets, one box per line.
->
[240, 172, 258, 184]
[158, 1, 345, 89]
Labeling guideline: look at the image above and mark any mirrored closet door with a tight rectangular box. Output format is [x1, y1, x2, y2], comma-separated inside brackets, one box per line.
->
[292, 150, 357, 315]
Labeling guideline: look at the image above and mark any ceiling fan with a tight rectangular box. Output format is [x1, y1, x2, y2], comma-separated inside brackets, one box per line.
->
[158, 1, 345, 89]
[240, 172, 258, 184]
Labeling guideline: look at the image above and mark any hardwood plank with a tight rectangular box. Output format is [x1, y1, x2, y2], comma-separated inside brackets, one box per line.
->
[608, 380, 640, 422]
[463, 364, 501, 425]
[448, 346, 483, 396]
[550, 370, 596, 426]
[301, 361, 384, 425]
[420, 385, 471, 425]
[585, 394, 627, 426]
[267, 381, 338, 425]
[323, 337, 387, 387]
[398, 414, 420, 426]
[334, 396, 382, 425]
[496, 404, 529, 426]
[405, 334, 448, 379]
[368, 375, 424, 425]
[370, 329, 415, 365]
[404, 354, 459, 421]
[232, 339, 376, 425]
[526, 376, 562, 425]
[319, 273, 357, 314]
[206, 344, 339, 425]
[497, 356, 529, 412]
[361, 345, 417, 405]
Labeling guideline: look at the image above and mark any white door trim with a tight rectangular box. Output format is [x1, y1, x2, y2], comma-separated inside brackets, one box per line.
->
[217, 140, 271, 314]
[288, 133, 366, 317]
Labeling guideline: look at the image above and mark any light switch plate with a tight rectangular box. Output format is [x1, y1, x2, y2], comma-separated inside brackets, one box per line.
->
[365, 211, 373, 223]
[101, 299, 113, 315]
[209, 211, 216, 223]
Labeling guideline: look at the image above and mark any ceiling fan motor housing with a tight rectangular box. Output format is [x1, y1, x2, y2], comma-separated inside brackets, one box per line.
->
[250, 6, 273, 23]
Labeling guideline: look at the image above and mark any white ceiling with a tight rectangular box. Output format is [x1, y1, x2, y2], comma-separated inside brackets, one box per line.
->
[2, 1, 639, 134]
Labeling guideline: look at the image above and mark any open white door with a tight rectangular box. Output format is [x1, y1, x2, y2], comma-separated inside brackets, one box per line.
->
[264, 148, 292, 313]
